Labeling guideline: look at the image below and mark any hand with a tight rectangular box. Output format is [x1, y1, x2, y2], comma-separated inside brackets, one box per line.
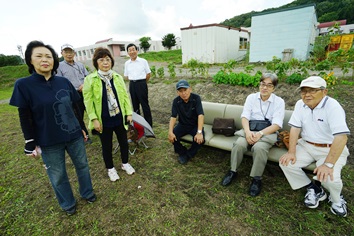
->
[245, 131, 259, 145]
[24, 140, 36, 156]
[126, 115, 133, 124]
[314, 164, 334, 182]
[279, 152, 296, 166]
[168, 132, 177, 143]
[82, 130, 88, 142]
[93, 119, 102, 133]
[194, 133, 204, 144]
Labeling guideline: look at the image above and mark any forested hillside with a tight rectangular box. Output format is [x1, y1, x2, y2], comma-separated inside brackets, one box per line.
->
[221, 0, 354, 28]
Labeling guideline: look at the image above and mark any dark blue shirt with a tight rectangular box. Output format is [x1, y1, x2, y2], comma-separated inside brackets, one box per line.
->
[10, 73, 82, 147]
[171, 93, 204, 127]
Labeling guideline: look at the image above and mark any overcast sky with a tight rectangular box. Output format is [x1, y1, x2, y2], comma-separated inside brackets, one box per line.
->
[0, 0, 293, 56]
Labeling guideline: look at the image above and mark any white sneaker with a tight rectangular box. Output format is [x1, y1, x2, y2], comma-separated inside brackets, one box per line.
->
[107, 167, 120, 181]
[329, 195, 347, 217]
[304, 187, 327, 208]
[121, 163, 135, 175]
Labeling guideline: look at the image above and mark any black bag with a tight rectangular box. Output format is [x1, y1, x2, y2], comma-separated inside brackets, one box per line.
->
[212, 118, 236, 136]
[249, 119, 271, 131]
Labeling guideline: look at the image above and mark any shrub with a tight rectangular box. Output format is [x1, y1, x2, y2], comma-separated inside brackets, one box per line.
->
[286, 73, 303, 85]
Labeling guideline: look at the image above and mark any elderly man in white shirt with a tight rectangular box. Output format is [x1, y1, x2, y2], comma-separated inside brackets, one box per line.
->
[221, 73, 285, 197]
[279, 76, 350, 217]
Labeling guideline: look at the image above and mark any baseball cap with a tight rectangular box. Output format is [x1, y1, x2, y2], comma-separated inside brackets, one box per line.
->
[299, 76, 327, 89]
[176, 79, 190, 90]
[61, 44, 74, 51]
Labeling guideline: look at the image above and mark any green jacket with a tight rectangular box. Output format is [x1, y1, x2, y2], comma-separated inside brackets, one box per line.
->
[83, 70, 132, 131]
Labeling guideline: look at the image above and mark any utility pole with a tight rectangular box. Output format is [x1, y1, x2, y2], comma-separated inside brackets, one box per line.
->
[17, 45, 25, 64]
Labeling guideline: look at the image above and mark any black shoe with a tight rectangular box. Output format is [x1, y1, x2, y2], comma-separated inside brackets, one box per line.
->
[249, 178, 262, 197]
[86, 194, 97, 204]
[65, 205, 77, 216]
[178, 155, 190, 164]
[221, 170, 237, 186]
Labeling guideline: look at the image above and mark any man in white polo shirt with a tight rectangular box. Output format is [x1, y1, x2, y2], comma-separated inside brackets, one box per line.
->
[279, 76, 350, 217]
[124, 43, 152, 127]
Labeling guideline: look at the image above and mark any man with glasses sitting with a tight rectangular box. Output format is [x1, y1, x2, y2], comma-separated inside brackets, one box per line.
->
[221, 73, 285, 197]
[57, 44, 91, 144]
[279, 76, 350, 217]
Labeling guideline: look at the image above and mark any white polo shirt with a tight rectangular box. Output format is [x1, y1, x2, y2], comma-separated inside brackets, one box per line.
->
[124, 57, 151, 81]
[289, 96, 350, 144]
[241, 92, 285, 128]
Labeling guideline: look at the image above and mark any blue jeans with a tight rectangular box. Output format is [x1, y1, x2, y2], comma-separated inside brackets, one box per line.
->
[41, 137, 94, 211]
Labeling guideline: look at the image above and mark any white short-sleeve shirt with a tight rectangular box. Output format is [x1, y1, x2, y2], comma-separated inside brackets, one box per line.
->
[124, 57, 151, 81]
[289, 96, 350, 144]
[241, 92, 285, 128]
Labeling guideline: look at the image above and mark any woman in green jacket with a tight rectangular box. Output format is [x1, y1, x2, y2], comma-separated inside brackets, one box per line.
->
[83, 47, 135, 182]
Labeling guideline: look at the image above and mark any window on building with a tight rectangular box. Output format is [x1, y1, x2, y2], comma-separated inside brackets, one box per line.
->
[83, 50, 86, 56]
[78, 51, 82, 56]
[120, 45, 125, 51]
[239, 37, 248, 50]
[90, 49, 94, 54]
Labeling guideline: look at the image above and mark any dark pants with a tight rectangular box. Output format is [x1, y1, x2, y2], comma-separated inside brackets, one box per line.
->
[99, 125, 129, 169]
[129, 80, 153, 127]
[77, 91, 89, 135]
[173, 124, 204, 158]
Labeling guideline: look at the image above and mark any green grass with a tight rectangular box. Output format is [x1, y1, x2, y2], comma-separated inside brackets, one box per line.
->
[139, 49, 182, 64]
[0, 102, 353, 235]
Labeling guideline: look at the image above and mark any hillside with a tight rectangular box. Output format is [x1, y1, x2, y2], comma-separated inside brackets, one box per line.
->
[221, 0, 354, 28]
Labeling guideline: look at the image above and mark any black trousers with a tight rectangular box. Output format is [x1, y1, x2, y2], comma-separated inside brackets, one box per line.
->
[129, 80, 153, 127]
[77, 91, 89, 135]
[99, 125, 129, 169]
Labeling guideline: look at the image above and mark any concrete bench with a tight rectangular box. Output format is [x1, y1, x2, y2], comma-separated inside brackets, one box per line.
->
[181, 101, 316, 171]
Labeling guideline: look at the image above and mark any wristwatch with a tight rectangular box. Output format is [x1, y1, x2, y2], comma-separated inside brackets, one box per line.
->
[197, 130, 202, 134]
[258, 131, 264, 136]
[324, 162, 334, 168]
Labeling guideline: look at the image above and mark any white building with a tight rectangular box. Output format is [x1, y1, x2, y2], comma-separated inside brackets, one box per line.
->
[74, 38, 181, 62]
[249, 4, 318, 62]
[180, 23, 250, 64]
[318, 20, 354, 35]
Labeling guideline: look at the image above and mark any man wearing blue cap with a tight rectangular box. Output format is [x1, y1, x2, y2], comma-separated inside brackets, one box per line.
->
[168, 79, 205, 164]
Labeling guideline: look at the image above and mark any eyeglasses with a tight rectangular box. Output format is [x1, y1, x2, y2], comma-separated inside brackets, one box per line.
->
[97, 57, 112, 63]
[300, 89, 322, 95]
[63, 50, 74, 54]
[259, 82, 274, 89]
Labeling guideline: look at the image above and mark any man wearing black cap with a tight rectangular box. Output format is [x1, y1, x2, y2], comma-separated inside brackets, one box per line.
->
[168, 79, 205, 164]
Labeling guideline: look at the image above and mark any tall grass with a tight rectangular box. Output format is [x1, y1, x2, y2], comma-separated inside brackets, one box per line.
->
[139, 49, 182, 64]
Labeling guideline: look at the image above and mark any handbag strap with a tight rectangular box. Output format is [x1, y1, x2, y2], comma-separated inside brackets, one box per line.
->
[259, 99, 271, 120]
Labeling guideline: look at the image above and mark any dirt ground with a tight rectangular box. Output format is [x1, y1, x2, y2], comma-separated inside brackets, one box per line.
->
[147, 79, 354, 165]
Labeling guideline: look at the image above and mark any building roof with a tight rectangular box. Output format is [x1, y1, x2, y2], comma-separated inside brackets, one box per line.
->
[180, 23, 248, 32]
[317, 20, 347, 29]
[95, 38, 113, 44]
[252, 3, 316, 17]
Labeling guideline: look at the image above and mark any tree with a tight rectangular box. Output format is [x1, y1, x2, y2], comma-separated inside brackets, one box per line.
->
[162, 33, 177, 50]
[0, 54, 23, 67]
[139, 37, 151, 53]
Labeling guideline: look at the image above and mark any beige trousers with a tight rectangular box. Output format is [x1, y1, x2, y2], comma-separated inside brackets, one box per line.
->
[279, 139, 349, 203]
[230, 129, 277, 177]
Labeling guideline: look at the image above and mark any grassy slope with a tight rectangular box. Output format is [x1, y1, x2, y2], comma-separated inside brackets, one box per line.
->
[0, 56, 353, 235]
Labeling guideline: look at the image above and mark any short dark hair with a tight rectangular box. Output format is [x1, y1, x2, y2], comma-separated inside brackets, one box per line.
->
[261, 73, 278, 87]
[126, 43, 137, 52]
[24, 40, 59, 75]
[92, 47, 115, 70]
